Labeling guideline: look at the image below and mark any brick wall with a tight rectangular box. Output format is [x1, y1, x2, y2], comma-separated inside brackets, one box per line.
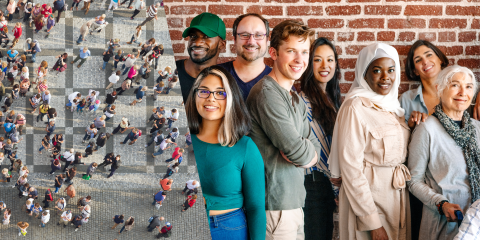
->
[164, 0, 480, 95]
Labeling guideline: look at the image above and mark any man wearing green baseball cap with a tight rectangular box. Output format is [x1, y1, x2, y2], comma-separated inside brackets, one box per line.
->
[176, 12, 226, 103]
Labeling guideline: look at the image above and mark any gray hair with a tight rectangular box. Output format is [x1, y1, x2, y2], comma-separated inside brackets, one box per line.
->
[436, 65, 477, 99]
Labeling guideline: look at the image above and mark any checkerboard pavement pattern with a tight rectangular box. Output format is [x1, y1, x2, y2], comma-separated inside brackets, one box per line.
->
[0, 2, 210, 239]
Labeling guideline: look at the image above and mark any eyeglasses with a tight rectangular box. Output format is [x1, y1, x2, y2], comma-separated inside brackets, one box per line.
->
[195, 89, 227, 100]
[237, 32, 267, 40]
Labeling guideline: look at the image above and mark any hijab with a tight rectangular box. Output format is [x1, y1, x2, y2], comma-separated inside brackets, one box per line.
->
[345, 43, 404, 117]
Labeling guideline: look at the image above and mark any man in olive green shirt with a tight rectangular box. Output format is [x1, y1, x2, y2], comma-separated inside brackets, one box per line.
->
[246, 20, 320, 240]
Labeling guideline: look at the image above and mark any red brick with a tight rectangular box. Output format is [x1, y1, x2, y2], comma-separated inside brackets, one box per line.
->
[437, 46, 464, 56]
[340, 83, 352, 94]
[344, 71, 355, 81]
[163, 0, 183, 2]
[399, 84, 410, 94]
[466, 46, 480, 56]
[268, 18, 303, 28]
[173, 43, 185, 54]
[377, 31, 395, 41]
[317, 32, 335, 41]
[308, 19, 344, 28]
[391, 45, 410, 55]
[419, 32, 436, 41]
[265, 0, 299, 2]
[448, 58, 456, 66]
[429, 19, 467, 28]
[388, 19, 426, 29]
[209, 5, 244, 15]
[287, 6, 323, 16]
[459, 32, 477, 42]
[473, 19, 480, 29]
[357, 32, 375, 41]
[398, 32, 416, 41]
[458, 59, 480, 69]
[230, 44, 236, 54]
[174, 56, 188, 61]
[348, 0, 380, 2]
[226, 0, 259, 2]
[325, 6, 361, 16]
[335, 46, 343, 55]
[264, 58, 274, 67]
[345, 45, 365, 55]
[217, 57, 236, 65]
[404, 5, 443, 15]
[169, 30, 183, 41]
[247, 6, 283, 16]
[167, 18, 183, 28]
[305, 0, 341, 2]
[338, 58, 357, 69]
[410, 83, 420, 90]
[164, 6, 169, 15]
[337, 32, 354, 42]
[474, 72, 480, 82]
[226, 31, 234, 41]
[438, 32, 456, 42]
[348, 18, 384, 28]
[364, 5, 401, 15]
[446, 6, 480, 16]
[401, 72, 408, 82]
[170, 5, 206, 15]
[425, 0, 461, 2]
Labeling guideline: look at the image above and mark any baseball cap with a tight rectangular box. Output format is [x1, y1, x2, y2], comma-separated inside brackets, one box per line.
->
[182, 12, 226, 40]
[166, 222, 171, 227]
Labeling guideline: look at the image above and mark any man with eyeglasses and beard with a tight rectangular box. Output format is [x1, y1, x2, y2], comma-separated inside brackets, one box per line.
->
[218, 13, 271, 101]
[176, 12, 226, 103]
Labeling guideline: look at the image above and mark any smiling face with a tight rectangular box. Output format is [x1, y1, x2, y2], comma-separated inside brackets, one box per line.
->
[441, 72, 474, 114]
[187, 29, 223, 65]
[195, 74, 227, 123]
[270, 35, 310, 81]
[365, 57, 396, 95]
[413, 45, 443, 82]
[312, 44, 336, 85]
[234, 16, 268, 62]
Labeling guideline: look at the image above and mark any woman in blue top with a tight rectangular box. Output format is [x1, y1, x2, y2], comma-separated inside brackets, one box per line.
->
[185, 65, 266, 240]
[298, 37, 341, 240]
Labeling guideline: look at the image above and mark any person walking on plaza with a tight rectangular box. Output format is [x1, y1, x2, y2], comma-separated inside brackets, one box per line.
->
[182, 195, 197, 212]
[98, 153, 114, 168]
[82, 124, 97, 143]
[65, 166, 76, 183]
[38, 134, 51, 155]
[3, 208, 11, 225]
[147, 215, 164, 232]
[45, 14, 55, 38]
[17, 221, 29, 236]
[119, 216, 134, 234]
[130, 0, 144, 20]
[42, 189, 54, 208]
[121, 50, 140, 76]
[120, 128, 140, 145]
[95, 132, 110, 150]
[156, 222, 172, 239]
[62, 148, 75, 172]
[146, 129, 163, 148]
[182, 180, 199, 196]
[165, 147, 183, 163]
[72, 214, 83, 231]
[81, 0, 91, 15]
[164, 108, 178, 131]
[52, 0, 64, 23]
[101, 48, 113, 70]
[77, 19, 94, 45]
[53, 174, 64, 193]
[71, 47, 90, 68]
[160, 178, 172, 192]
[162, 162, 179, 180]
[10, 22, 22, 49]
[137, 2, 160, 27]
[152, 190, 166, 207]
[64, 183, 75, 201]
[152, 138, 175, 158]
[49, 159, 61, 174]
[57, 210, 71, 227]
[83, 162, 97, 179]
[107, 0, 119, 10]
[107, 155, 120, 178]
[30, 203, 43, 218]
[111, 214, 124, 229]
[40, 210, 50, 228]
[106, 71, 120, 90]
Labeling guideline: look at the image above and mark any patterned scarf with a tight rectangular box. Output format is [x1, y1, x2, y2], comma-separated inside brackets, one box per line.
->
[433, 104, 480, 203]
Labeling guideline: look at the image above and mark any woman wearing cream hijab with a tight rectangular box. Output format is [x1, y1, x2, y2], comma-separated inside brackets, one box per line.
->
[329, 43, 411, 240]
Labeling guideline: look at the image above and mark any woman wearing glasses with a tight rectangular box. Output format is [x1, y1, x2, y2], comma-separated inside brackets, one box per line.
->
[185, 65, 266, 240]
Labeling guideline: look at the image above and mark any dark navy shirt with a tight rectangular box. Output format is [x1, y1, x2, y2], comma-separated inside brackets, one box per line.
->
[218, 61, 271, 101]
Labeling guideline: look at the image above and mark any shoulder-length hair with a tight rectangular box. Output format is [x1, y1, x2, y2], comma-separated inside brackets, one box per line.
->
[405, 40, 449, 82]
[299, 37, 341, 136]
[185, 65, 251, 147]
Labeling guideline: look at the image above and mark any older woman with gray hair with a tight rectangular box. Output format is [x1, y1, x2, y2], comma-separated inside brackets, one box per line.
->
[407, 65, 479, 240]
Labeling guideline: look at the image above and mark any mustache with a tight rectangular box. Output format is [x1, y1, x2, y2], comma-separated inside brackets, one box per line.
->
[243, 44, 259, 48]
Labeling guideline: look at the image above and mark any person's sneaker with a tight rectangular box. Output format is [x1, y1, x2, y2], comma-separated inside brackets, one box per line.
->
[82, 140, 85, 143]
[75, 228, 78, 231]
[50, 172, 54, 174]
[64, 225, 67, 228]
[57, 223, 60, 226]
[19, 232, 21, 236]
[71, 224, 74, 226]
[11, 185, 15, 188]
[130, 17, 134, 20]
[145, 144, 148, 147]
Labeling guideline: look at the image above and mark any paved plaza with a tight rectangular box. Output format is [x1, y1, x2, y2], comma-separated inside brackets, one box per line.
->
[0, 1, 210, 239]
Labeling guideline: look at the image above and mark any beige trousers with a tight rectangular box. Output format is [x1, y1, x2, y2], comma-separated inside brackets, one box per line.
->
[266, 208, 304, 240]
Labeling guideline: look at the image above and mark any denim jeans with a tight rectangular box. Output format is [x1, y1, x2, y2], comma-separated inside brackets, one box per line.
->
[54, 186, 60, 193]
[130, 35, 139, 44]
[123, 135, 134, 144]
[31, 52, 37, 62]
[66, 101, 72, 107]
[167, 119, 175, 129]
[209, 208, 247, 240]
[165, 87, 172, 94]
[39, 145, 45, 152]
[83, 133, 92, 141]
[153, 147, 164, 156]
[77, 34, 84, 44]
[102, 61, 108, 70]
[121, 65, 131, 75]
[114, 61, 119, 69]
[119, 225, 126, 233]
[41, 222, 45, 227]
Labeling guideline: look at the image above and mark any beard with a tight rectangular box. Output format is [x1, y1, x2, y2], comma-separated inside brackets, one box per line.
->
[188, 45, 219, 65]
[238, 44, 266, 62]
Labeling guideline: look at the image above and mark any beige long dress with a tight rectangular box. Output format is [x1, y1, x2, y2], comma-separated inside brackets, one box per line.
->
[330, 97, 411, 240]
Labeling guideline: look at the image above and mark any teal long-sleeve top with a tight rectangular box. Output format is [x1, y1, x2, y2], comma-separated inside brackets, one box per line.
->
[192, 134, 266, 240]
